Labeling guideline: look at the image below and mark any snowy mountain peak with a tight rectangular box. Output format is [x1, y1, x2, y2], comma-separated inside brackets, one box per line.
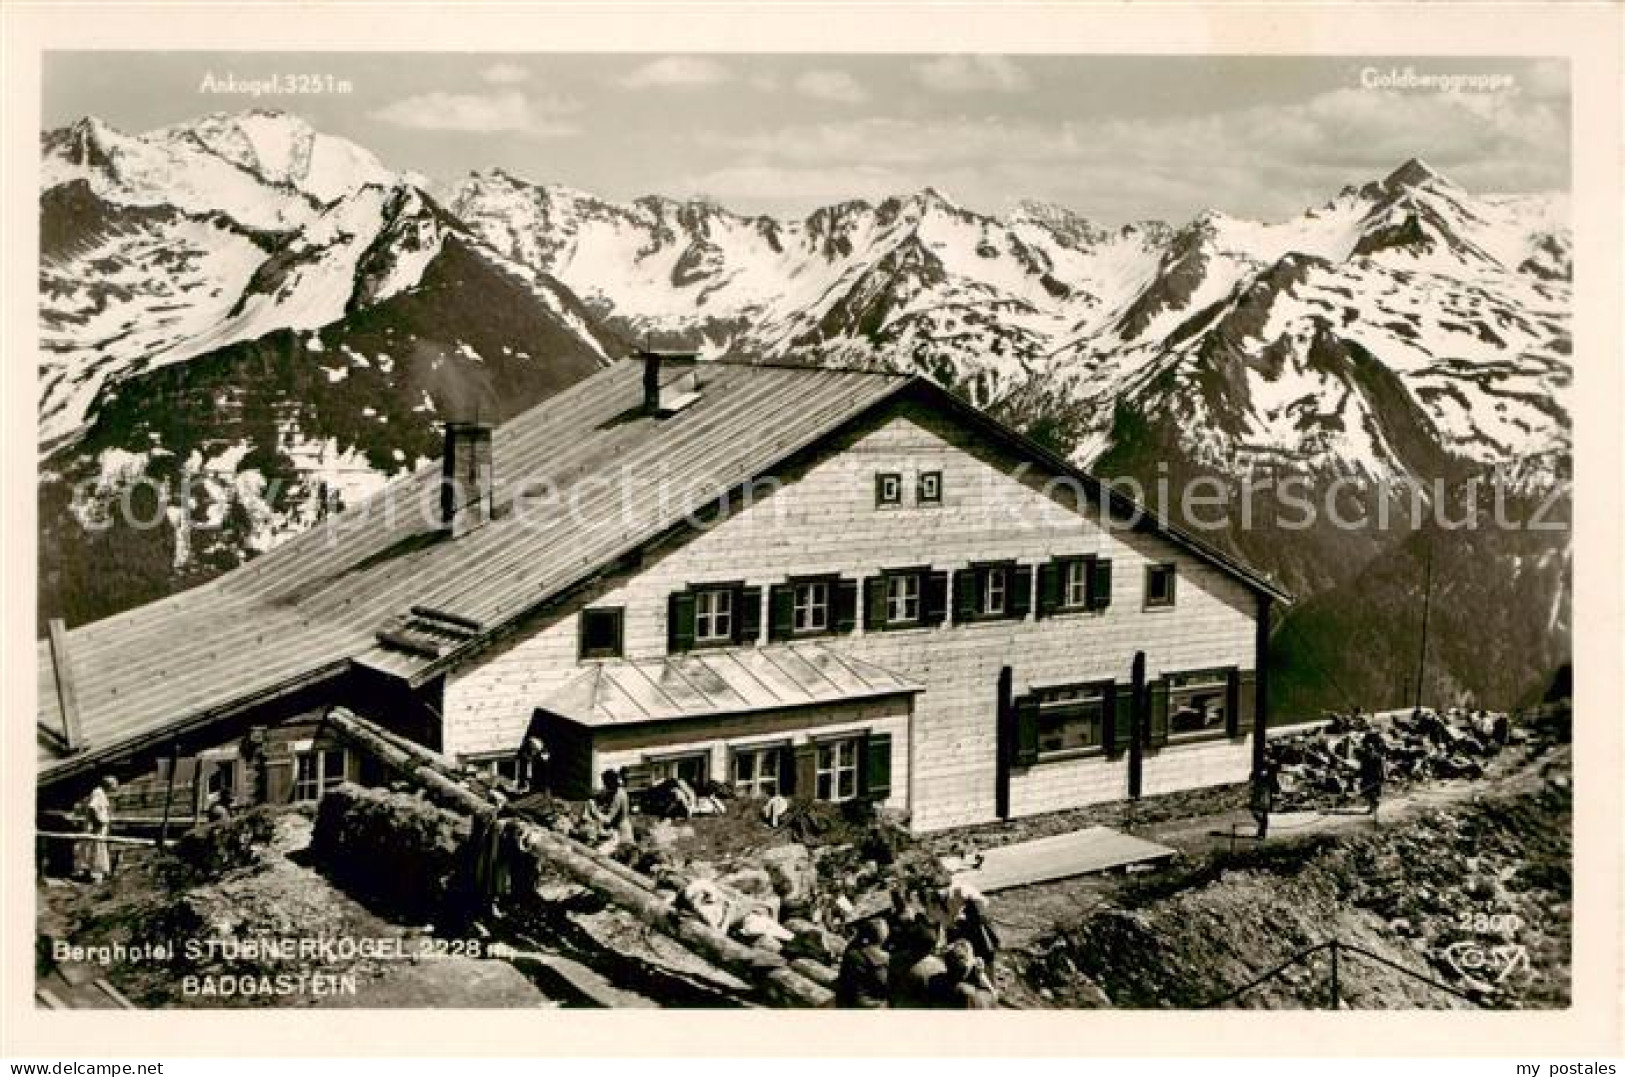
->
[1383, 156, 1455, 193]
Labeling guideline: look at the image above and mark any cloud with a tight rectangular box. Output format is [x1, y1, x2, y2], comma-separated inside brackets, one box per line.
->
[619, 56, 733, 90]
[912, 55, 1032, 94]
[370, 90, 580, 137]
[793, 69, 869, 105]
[675, 163, 910, 205]
[699, 83, 1567, 220]
[480, 62, 530, 86]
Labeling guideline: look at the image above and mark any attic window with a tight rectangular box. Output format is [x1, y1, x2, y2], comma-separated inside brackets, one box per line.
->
[918, 471, 942, 505]
[875, 472, 903, 507]
[579, 607, 624, 660]
[1146, 563, 1178, 608]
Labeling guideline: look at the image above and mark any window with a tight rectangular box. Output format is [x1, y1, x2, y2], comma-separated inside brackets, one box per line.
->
[731, 745, 782, 797]
[469, 754, 522, 785]
[886, 572, 921, 625]
[1168, 669, 1230, 738]
[694, 587, 735, 643]
[293, 747, 347, 802]
[579, 607, 624, 659]
[875, 472, 903, 507]
[648, 752, 709, 787]
[1146, 563, 1177, 608]
[815, 738, 861, 802]
[792, 580, 830, 633]
[918, 471, 942, 505]
[1064, 559, 1091, 609]
[1035, 683, 1108, 758]
[982, 566, 1008, 616]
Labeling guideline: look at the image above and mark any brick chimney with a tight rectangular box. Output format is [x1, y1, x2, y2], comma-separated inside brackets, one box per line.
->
[440, 421, 494, 536]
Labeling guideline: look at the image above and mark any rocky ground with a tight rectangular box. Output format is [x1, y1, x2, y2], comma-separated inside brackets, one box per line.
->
[990, 713, 1572, 1010]
[36, 811, 552, 1008]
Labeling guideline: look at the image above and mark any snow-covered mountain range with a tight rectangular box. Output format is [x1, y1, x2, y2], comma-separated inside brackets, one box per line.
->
[37, 109, 1572, 711]
[446, 159, 1570, 490]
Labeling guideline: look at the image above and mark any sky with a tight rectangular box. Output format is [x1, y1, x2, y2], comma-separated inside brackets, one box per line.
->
[42, 53, 1570, 225]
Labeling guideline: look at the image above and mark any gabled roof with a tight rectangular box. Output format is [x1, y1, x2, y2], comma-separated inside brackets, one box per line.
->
[541, 644, 921, 728]
[39, 357, 1288, 783]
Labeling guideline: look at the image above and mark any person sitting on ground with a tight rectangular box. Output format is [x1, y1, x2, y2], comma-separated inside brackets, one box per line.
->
[834, 917, 891, 1009]
[949, 890, 1001, 968]
[887, 917, 946, 1009]
[929, 940, 998, 1009]
[584, 768, 634, 853]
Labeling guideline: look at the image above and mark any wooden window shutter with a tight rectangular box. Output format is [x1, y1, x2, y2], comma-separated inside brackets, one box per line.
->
[768, 584, 794, 641]
[1089, 558, 1114, 610]
[1146, 677, 1170, 749]
[1010, 564, 1034, 619]
[735, 586, 762, 645]
[923, 570, 950, 626]
[1036, 562, 1060, 618]
[794, 743, 819, 800]
[668, 591, 697, 653]
[833, 578, 859, 634]
[863, 576, 887, 630]
[1013, 695, 1040, 767]
[861, 732, 893, 801]
[952, 569, 977, 623]
[778, 746, 798, 795]
[1230, 669, 1255, 739]
[1106, 681, 1134, 757]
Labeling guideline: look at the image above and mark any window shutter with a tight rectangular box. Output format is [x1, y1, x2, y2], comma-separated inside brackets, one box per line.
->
[833, 578, 859, 634]
[1036, 562, 1060, 618]
[952, 569, 977, 623]
[794, 743, 819, 801]
[1010, 564, 1033, 619]
[864, 576, 887, 630]
[668, 591, 696, 653]
[1231, 669, 1255, 739]
[1013, 696, 1040, 767]
[778, 746, 798, 795]
[861, 732, 893, 801]
[735, 586, 762, 645]
[923, 570, 950, 626]
[768, 584, 794, 641]
[1106, 681, 1134, 757]
[1147, 677, 1170, 749]
[1089, 558, 1114, 610]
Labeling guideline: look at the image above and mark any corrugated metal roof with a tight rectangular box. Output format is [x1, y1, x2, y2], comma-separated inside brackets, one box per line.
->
[39, 360, 909, 775]
[539, 644, 922, 728]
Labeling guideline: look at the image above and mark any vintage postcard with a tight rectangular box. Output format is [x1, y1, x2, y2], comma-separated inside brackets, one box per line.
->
[2, 0, 1620, 1060]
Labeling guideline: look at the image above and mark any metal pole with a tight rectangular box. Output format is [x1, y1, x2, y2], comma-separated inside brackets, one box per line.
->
[1329, 939, 1341, 1010]
[1412, 542, 1433, 711]
[157, 739, 181, 848]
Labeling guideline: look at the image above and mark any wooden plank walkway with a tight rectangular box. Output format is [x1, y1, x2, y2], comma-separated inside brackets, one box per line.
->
[950, 826, 1177, 893]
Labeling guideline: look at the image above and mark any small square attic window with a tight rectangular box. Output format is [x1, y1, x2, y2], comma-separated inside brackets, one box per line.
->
[875, 472, 903, 507]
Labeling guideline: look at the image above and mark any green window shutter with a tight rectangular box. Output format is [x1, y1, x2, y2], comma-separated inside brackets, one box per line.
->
[1230, 669, 1255, 739]
[861, 732, 893, 801]
[923, 570, 950, 626]
[668, 591, 696, 653]
[1106, 680, 1134, 757]
[833, 578, 859, 634]
[735, 586, 762, 645]
[1089, 558, 1114, 610]
[1010, 564, 1034, 619]
[952, 569, 978, 623]
[863, 576, 886, 630]
[768, 584, 795, 641]
[1036, 562, 1060, 618]
[1013, 696, 1040, 767]
[794, 743, 819, 801]
[1147, 677, 1170, 749]
[778, 746, 799, 795]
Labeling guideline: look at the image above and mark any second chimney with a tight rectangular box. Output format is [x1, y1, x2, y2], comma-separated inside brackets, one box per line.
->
[640, 350, 703, 417]
[440, 421, 494, 537]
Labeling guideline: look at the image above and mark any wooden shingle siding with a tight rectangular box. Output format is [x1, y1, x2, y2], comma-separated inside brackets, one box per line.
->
[445, 399, 1258, 831]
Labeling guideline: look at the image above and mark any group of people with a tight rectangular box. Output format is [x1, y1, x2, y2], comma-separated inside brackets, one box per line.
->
[834, 881, 1001, 1009]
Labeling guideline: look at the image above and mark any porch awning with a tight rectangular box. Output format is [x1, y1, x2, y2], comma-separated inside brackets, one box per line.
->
[538, 644, 921, 728]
